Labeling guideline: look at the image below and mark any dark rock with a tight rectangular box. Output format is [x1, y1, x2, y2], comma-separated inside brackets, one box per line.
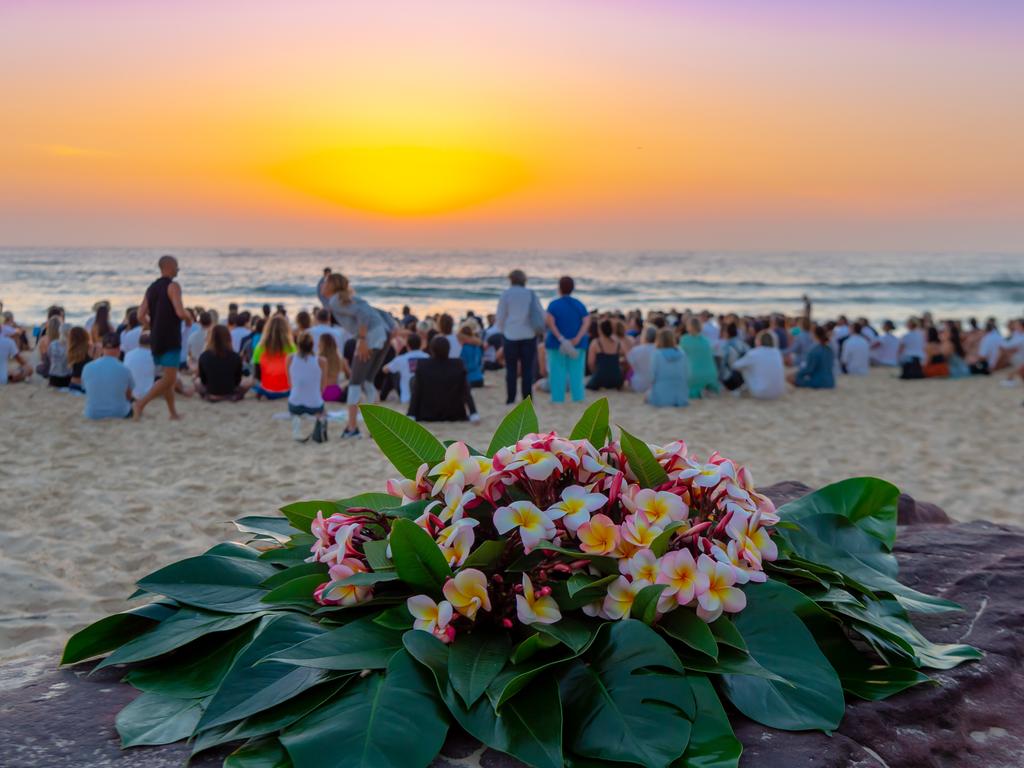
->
[2, 491, 1020, 768]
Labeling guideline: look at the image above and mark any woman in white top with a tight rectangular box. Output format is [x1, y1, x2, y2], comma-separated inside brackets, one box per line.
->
[287, 332, 328, 442]
[733, 331, 786, 400]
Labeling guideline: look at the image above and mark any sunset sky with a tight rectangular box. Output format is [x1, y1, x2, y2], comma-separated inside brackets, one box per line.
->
[2, 0, 1022, 250]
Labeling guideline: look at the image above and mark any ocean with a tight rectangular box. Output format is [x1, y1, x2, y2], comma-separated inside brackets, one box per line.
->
[1, 248, 1021, 327]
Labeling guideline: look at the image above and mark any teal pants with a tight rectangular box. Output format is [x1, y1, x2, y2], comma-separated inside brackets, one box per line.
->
[548, 347, 586, 403]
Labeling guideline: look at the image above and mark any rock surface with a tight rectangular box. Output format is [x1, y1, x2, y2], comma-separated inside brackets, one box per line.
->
[2, 486, 1021, 768]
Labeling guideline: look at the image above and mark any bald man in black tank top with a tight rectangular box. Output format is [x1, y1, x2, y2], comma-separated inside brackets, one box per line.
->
[134, 255, 188, 420]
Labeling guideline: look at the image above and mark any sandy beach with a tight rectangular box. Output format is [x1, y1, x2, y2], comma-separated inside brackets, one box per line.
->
[0, 367, 1020, 663]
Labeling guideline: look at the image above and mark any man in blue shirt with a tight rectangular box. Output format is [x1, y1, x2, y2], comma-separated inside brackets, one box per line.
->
[544, 275, 590, 403]
[82, 334, 134, 419]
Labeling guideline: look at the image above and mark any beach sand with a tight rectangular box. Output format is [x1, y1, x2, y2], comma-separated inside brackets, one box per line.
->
[1, 368, 1020, 663]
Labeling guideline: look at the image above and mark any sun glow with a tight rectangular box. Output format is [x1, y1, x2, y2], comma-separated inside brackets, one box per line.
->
[272, 146, 529, 217]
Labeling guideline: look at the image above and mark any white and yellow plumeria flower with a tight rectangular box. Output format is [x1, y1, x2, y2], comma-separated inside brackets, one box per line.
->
[442, 568, 492, 620]
[429, 441, 481, 497]
[407, 595, 455, 641]
[621, 548, 661, 584]
[516, 574, 561, 625]
[678, 457, 737, 488]
[493, 500, 560, 552]
[602, 575, 647, 620]
[510, 447, 562, 481]
[712, 540, 766, 584]
[576, 513, 619, 555]
[619, 513, 664, 555]
[696, 553, 747, 622]
[436, 518, 479, 568]
[656, 549, 710, 610]
[630, 489, 688, 527]
[386, 462, 431, 502]
[432, 487, 476, 524]
[315, 559, 372, 606]
[550, 485, 608, 534]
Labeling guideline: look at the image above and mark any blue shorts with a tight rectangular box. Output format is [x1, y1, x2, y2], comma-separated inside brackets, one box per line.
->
[152, 348, 181, 368]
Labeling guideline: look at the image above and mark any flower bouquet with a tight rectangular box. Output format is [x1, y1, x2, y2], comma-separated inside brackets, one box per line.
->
[63, 398, 981, 768]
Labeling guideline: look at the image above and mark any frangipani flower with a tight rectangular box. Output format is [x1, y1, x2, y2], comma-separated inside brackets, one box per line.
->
[696, 554, 747, 622]
[713, 540, 766, 585]
[407, 595, 455, 642]
[436, 518, 479, 567]
[314, 559, 372, 606]
[511, 448, 562, 481]
[621, 548, 660, 584]
[679, 457, 737, 488]
[442, 568, 492, 620]
[316, 522, 361, 566]
[430, 441, 480, 496]
[602, 575, 646, 620]
[430, 487, 476, 524]
[619, 513, 664, 554]
[387, 462, 431, 502]
[577, 513, 619, 555]
[493, 501, 560, 551]
[550, 485, 608, 534]
[516, 574, 561, 625]
[657, 549, 710, 610]
[630, 489, 688, 527]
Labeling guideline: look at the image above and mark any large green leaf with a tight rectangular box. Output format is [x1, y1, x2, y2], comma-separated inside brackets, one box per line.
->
[534, 615, 597, 653]
[486, 396, 539, 456]
[659, 609, 718, 659]
[261, 562, 328, 590]
[462, 539, 507, 569]
[136, 554, 276, 613]
[62, 602, 176, 665]
[362, 539, 394, 571]
[404, 631, 563, 768]
[389, 518, 452, 595]
[279, 501, 340, 534]
[126, 627, 255, 698]
[449, 630, 511, 707]
[569, 398, 609, 445]
[359, 404, 446, 479]
[631, 583, 667, 624]
[235, 516, 300, 543]
[115, 691, 205, 747]
[281, 650, 448, 768]
[709, 618, 747, 653]
[617, 427, 669, 488]
[777, 476, 899, 550]
[199, 614, 330, 729]
[261, 574, 325, 610]
[263, 617, 404, 670]
[720, 581, 845, 732]
[338, 492, 406, 512]
[560, 620, 694, 768]
[675, 647, 786, 682]
[678, 675, 742, 768]
[97, 609, 263, 669]
[224, 737, 292, 768]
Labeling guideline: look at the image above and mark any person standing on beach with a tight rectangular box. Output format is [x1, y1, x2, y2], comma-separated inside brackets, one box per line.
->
[134, 255, 188, 420]
[316, 267, 332, 307]
[495, 269, 544, 404]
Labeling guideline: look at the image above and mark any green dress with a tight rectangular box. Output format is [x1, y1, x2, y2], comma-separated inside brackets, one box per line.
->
[679, 334, 719, 398]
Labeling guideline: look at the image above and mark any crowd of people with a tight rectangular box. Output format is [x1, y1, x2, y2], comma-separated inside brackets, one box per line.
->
[3, 257, 1024, 441]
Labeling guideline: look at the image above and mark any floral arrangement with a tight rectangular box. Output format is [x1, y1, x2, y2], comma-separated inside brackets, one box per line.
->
[63, 399, 981, 768]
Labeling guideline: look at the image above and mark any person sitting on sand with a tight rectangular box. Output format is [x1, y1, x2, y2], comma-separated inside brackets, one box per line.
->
[789, 325, 835, 389]
[898, 318, 926, 379]
[252, 315, 295, 400]
[971, 319, 1004, 375]
[196, 325, 249, 401]
[66, 326, 92, 392]
[407, 336, 480, 423]
[922, 326, 950, 378]
[384, 333, 428, 405]
[943, 322, 970, 379]
[88, 303, 115, 357]
[288, 332, 329, 442]
[0, 326, 31, 384]
[626, 326, 657, 395]
[187, 311, 213, 372]
[679, 317, 719, 398]
[999, 319, 1024, 384]
[1, 310, 31, 351]
[318, 333, 349, 403]
[587, 318, 625, 391]
[786, 317, 813, 369]
[123, 332, 156, 400]
[871, 321, 900, 367]
[733, 331, 786, 400]
[81, 334, 133, 419]
[459, 322, 485, 388]
[134, 255, 189, 420]
[719, 321, 750, 392]
[310, 308, 346, 351]
[840, 322, 871, 376]
[119, 310, 143, 354]
[647, 328, 689, 408]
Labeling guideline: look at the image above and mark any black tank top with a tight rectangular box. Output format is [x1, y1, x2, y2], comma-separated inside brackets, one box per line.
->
[145, 276, 181, 355]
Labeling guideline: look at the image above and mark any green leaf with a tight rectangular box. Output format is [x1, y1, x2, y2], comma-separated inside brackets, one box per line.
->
[709, 617, 747, 653]
[125, 627, 255, 698]
[264, 617, 404, 670]
[631, 583, 667, 624]
[379, 499, 432, 520]
[720, 580, 845, 731]
[331, 570, 400, 587]
[678, 675, 742, 768]
[115, 692, 205, 747]
[617, 427, 669, 488]
[359, 404, 447, 479]
[281, 650, 448, 768]
[261, 562, 328, 589]
[462, 539, 507, 569]
[650, 522, 686, 557]
[534, 615, 597, 653]
[136, 554, 276, 613]
[389, 518, 452, 595]
[61, 602, 176, 665]
[338, 492, 405, 513]
[372, 604, 415, 631]
[206, 542, 265, 560]
[777, 476, 899, 550]
[659, 609, 718, 659]
[676, 647, 787, 682]
[279, 501, 340, 534]
[569, 398, 609, 445]
[487, 646, 589, 709]
[260, 543, 314, 566]
[224, 737, 292, 768]
[97, 609, 262, 669]
[486, 396, 539, 456]
[261, 573, 325, 609]
[199, 614, 330, 729]
[449, 630, 511, 706]
[509, 632, 560, 663]
[362, 539, 394, 571]
[560, 620, 693, 768]
[235, 516, 300, 543]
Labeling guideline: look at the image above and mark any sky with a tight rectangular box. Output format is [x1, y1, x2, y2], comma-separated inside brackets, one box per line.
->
[1, 0, 1022, 250]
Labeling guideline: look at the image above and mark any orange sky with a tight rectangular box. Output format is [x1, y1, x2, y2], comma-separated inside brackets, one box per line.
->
[1, 0, 1022, 250]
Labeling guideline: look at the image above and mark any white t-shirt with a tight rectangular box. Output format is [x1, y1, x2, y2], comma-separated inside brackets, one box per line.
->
[871, 333, 900, 367]
[0, 335, 18, 384]
[120, 326, 143, 354]
[445, 333, 462, 358]
[860, 326, 878, 341]
[978, 330, 1003, 369]
[832, 324, 851, 341]
[841, 334, 871, 376]
[230, 326, 249, 353]
[626, 343, 656, 393]
[900, 329, 925, 361]
[385, 350, 429, 403]
[288, 354, 325, 409]
[701, 321, 720, 346]
[187, 325, 208, 364]
[123, 347, 156, 399]
[733, 347, 786, 400]
[1003, 332, 1024, 367]
[310, 324, 347, 352]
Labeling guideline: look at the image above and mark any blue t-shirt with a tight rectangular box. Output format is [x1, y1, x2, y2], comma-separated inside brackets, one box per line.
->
[545, 296, 590, 350]
[82, 356, 134, 419]
[460, 344, 484, 384]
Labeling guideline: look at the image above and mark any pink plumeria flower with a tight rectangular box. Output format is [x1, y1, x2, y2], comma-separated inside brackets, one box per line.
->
[315, 522, 361, 566]
[602, 575, 646, 620]
[443, 568, 492, 620]
[493, 501, 560, 552]
[576, 513, 620, 555]
[550, 485, 608, 534]
[656, 549, 709, 610]
[386, 462, 432, 502]
[516, 574, 562, 625]
[621, 548, 661, 584]
[436, 518, 479, 568]
[510, 447, 562, 481]
[631, 489, 688, 528]
[314, 558, 372, 606]
[619, 513, 664, 555]
[407, 595, 455, 642]
[713, 540, 767, 584]
[696, 553, 747, 622]
[429, 441, 481, 497]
